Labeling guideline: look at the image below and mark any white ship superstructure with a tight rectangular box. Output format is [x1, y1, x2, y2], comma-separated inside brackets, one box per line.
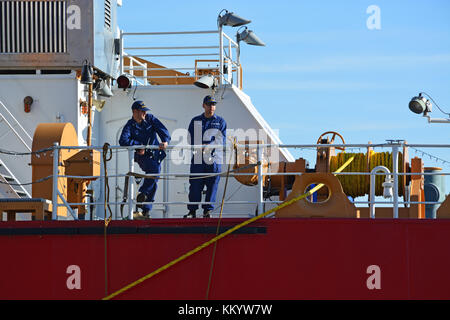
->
[0, 1, 293, 219]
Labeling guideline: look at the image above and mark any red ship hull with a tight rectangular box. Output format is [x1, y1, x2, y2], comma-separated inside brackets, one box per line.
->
[1, 218, 450, 300]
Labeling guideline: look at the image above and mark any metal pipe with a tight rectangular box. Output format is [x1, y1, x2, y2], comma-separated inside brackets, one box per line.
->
[59, 170, 449, 179]
[222, 32, 239, 47]
[228, 40, 232, 83]
[257, 144, 263, 215]
[123, 30, 218, 36]
[1, 73, 77, 80]
[124, 75, 194, 79]
[124, 46, 221, 50]
[405, 144, 450, 148]
[236, 39, 241, 89]
[63, 199, 446, 206]
[425, 115, 450, 123]
[133, 53, 219, 57]
[392, 145, 399, 218]
[127, 149, 134, 220]
[123, 67, 194, 71]
[119, 29, 124, 75]
[62, 200, 258, 206]
[163, 159, 169, 218]
[114, 124, 125, 219]
[369, 166, 391, 219]
[219, 26, 224, 87]
[86, 83, 93, 146]
[52, 143, 59, 220]
[53, 142, 450, 152]
[55, 143, 398, 150]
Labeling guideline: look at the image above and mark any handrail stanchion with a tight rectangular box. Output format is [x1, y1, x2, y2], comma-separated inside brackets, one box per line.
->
[369, 166, 392, 219]
[128, 148, 135, 220]
[228, 40, 232, 83]
[52, 142, 59, 220]
[393, 145, 399, 218]
[257, 144, 263, 215]
[119, 30, 124, 75]
[163, 159, 169, 218]
[219, 26, 224, 86]
[114, 125, 125, 220]
[99, 149, 105, 221]
[369, 170, 375, 219]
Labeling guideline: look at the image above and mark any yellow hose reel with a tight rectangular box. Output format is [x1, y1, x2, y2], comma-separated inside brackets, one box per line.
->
[330, 151, 405, 198]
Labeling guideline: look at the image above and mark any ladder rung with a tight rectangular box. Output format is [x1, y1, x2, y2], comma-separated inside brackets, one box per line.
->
[2, 175, 14, 182]
[15, 190, 27, 196]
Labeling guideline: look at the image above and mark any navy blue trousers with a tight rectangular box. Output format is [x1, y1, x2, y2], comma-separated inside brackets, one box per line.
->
[188, 163, 220, 212]
[135, 155, 161, 212]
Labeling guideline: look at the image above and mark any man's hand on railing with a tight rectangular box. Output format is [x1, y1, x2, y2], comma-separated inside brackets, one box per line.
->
[159, 142, 168, 150]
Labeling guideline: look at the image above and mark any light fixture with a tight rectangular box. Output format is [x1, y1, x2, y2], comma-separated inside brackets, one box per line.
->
[92, 99, 106, 112]
[117, 74, 132, 90]
[408, 92, 450, 123]
[95, 78, 113, 97]
[218, 9, 251, 27]
[194, 74, 217, 89]
[80, 59, 93, 84]
[409, 93, 431, 115]
[236, 26, 266, 46]
[24, 96, 33, 113]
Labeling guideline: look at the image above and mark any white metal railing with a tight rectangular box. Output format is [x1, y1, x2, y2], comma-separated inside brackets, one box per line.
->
[0, 100, 32, 199]
[119, 29, 241, 87]
[122, 54, 148, 85]
[46, 142, 449, 221]
[0, 100, 32, 151]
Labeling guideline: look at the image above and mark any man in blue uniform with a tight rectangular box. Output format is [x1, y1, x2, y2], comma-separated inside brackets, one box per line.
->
[184, 95, 227, 218]
[119, 100, 171, 217]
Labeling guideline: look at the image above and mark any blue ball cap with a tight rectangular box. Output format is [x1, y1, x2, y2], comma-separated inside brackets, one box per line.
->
[203, 95, 217, 105]
[131, 100, 150, 112]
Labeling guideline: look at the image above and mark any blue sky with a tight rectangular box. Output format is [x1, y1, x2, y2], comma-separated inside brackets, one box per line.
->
[118, 0, 450, 172]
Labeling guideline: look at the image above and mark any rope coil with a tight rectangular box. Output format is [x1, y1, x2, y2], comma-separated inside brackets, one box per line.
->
[330, 151, 404, 198]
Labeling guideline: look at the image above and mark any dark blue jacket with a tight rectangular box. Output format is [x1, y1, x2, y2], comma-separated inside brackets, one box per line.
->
[119, 113, 171, 161]
[188, 113, 226, 169]
[188, 113, 226, 145]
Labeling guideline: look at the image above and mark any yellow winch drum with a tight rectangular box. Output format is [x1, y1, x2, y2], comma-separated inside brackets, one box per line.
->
[330, 151, 406, 198]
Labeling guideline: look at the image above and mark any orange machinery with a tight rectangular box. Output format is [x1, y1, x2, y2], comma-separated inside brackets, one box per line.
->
[30, 122, 100, 220]
[233, 132, 428, 219]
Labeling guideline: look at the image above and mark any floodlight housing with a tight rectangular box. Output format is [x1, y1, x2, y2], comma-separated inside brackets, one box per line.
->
[194, 74, 216, 89]
[218, 10, 251, 27]
[237, 27, 266, 46]
[409, 94, 432, 115]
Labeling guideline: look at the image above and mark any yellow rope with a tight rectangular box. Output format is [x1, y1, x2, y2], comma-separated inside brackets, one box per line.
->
[330, 151, 404, 198]
[205, 138, 236, 300]
[101, 156, 355, 300]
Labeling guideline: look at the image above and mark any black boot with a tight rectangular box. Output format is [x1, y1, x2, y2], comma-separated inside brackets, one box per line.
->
[136, 193, 146, 211]
[183, 210, 196, 218]
[203, 210, 212, 218]
[142, 210, 151, 219]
